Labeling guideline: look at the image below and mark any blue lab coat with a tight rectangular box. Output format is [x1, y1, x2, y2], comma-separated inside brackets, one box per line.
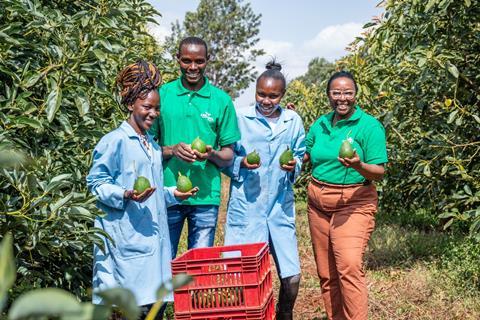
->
[224, 106, 306, 278]
[87, 121, 177, 306]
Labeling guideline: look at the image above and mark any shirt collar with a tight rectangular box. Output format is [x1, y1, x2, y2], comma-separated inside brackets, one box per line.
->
[175, 77, 212, 97]
[321, 105, 363, 131]
[120, 121, 154, 141]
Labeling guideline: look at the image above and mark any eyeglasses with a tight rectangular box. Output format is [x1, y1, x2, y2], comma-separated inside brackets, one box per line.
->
[329, 90, 356, 99]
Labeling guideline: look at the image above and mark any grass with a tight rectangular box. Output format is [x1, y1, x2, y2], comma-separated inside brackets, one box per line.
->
[164, 178, 480, 319]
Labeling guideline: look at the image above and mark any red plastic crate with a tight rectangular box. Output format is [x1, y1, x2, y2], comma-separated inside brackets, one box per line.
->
[171, 242, 274, 319]
[175, 291, 275, 320]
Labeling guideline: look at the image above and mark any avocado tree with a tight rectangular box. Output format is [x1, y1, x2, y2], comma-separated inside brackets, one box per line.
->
[337, 0, 480, 235]
[0, 0, 172, 303]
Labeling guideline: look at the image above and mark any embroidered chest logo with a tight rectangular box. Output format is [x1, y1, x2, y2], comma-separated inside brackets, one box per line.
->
[200, 112, 214, 123]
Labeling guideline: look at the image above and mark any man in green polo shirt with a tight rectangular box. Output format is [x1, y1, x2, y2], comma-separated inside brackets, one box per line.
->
[150, 36, 240, 257]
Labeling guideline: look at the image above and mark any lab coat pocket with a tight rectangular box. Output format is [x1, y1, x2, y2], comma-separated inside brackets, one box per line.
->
[282, 189, 296, 224]
[111, 203, 156, 260]
[226, 196, 248, 226]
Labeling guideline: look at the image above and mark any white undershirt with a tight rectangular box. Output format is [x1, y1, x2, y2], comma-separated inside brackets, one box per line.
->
[256, 109, 280, 132]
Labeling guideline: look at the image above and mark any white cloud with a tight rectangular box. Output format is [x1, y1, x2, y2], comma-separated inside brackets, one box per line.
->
[305, 22, 363, 60]
[147, 23, 170, 44]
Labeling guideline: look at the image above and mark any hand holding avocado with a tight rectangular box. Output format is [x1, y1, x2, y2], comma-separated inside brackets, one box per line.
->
[241, 150, 261, 170]
[190, 136, 214, 162]
[279, 147, 296, 172]
[124, 176, 156, 202]
[337, 138, 361, 169]
[175, 172, 199, 200]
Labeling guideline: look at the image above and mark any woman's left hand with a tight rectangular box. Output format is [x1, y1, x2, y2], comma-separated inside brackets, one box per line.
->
[337, 151, 361, 169]
[281, 159, 296, 172]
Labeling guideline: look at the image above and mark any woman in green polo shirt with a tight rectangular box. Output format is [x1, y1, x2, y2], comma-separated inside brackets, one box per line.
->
[305, 71, 388, 320]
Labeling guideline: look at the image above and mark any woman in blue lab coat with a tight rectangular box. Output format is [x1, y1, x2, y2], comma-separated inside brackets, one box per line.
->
[224, 60, 306, 320]
[86, 61, 197, 319]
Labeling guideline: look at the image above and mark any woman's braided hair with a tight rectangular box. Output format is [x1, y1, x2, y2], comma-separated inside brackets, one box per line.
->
[116, 60, 162, 107]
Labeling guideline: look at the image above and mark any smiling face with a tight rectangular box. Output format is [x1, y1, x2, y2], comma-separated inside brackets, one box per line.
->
[255, 77, 285, 117]
[177, 43, 208, 91]
[328, 77, 357, 120]
[127, 90, 160, 134]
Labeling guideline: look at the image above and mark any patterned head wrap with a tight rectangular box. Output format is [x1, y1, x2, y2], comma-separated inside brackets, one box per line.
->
[116, 60, 162, 106]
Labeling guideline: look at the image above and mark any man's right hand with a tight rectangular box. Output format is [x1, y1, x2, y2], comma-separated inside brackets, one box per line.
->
[172, 142, 196, 163]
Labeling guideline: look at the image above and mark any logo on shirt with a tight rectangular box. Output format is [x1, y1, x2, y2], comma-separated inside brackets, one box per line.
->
[200, 112, 214, 123]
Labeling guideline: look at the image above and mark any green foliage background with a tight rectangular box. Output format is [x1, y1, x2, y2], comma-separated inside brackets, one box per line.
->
[165, 0, 264, 98]
[288, 0, 480, 237]
[0, 0, 174, 303]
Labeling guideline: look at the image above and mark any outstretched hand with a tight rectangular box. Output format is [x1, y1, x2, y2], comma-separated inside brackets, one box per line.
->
[281, 159, 296, 172]
[338, 150, 361, 169]
[125, 187, 156, 202]
[174, 187, 200, 200]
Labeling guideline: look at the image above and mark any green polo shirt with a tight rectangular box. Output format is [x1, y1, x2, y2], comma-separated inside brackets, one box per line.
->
[305, 106, 388, 184]
[150, 77, 240, 205]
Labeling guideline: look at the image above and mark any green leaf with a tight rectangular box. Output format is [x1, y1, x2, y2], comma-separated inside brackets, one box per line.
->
[423, 163, 431, 177]
[58, 114, 73, 135]
[0, 234, 16, 312]
[464, 0, 471, 7]
[75, 90, 90, 116]
[75, 303, 111, 320]
[8, 288, 83, 320]
[446, 63, 459, 78]
[447, 109, 458, 124]
[96, 288, 139, 320]
[45, 86, 63, 122]
[464, 185, 472, 196]
[0, 150, 28, 168]
[49, 192, 74, 213]
[14, 116, 43, 129]
[472, 114, 480, 124]
[171, 273, 193, 290]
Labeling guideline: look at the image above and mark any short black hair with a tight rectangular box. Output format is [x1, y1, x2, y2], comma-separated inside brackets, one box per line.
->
[178, 36, 208, 57]
[256, 59, 286, 91]
[326, 71, 358, 94]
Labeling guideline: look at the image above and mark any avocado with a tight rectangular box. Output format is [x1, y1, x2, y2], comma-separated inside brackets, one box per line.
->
[339, 140, 355, 159]
[279, 147, 294, 166]
[176, 172, 193, 193]
[191, 136, 207, 153]
[133, 176, 151, 194]
[246, 150, 260, 165]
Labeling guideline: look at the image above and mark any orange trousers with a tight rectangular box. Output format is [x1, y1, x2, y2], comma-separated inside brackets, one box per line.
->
[307, 179, 377, 320]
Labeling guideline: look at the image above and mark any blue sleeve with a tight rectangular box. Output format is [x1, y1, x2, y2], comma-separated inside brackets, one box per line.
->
[86, 137, 126, 210]
[288, 115, 306, 184]
[164, 186, 180, 207]
[222, 141, 246, 183]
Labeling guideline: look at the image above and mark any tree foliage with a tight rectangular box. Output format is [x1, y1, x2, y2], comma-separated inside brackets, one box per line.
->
[289, 0, 480, 235]
[295, 57, 335, 86]
[338, 0, 480, 235]
[165, 0, 264, 98]
[0, 0, 171, 303]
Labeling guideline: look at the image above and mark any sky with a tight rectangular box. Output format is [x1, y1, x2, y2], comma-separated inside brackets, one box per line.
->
[147, 0, 384, 107]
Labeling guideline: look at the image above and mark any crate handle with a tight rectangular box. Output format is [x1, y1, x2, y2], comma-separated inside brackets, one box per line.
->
[220, 250, 242, 258]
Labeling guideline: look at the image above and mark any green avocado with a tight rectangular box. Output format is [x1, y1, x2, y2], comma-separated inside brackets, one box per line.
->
[339, 140, 355, 159]
[191, 136, 207, 153]
[246, 150, 261, 165]
[176, 172, 193, 193]
[133, 176, 151, 194]
[279, 147, 294, 166]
